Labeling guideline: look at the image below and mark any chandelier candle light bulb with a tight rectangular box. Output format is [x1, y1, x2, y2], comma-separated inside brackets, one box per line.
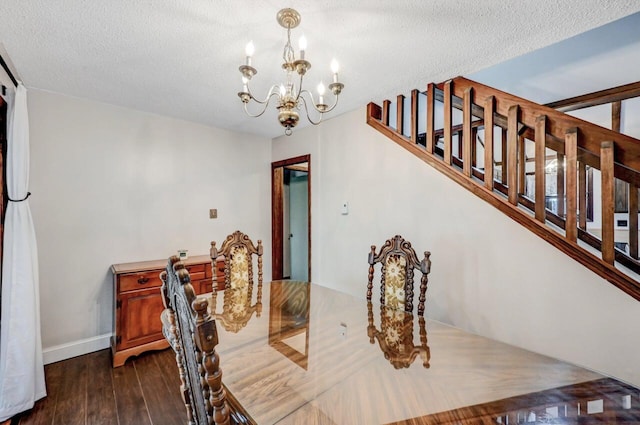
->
[317, 82, 326, 109]
[237, 7, 344, 135]
[299, 35, 307, 60]
[245, 41, 254, 66]
[331, 59, 339, 83]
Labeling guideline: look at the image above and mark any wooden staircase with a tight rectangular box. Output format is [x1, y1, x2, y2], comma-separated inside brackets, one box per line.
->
[366, 77, 640, 301]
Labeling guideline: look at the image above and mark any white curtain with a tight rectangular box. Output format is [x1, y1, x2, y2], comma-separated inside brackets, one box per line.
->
[0, 83, 45, 421]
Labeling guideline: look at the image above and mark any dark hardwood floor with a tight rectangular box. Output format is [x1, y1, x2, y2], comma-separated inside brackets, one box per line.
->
[10, 343, 640, 424]
[12, 348, 186, 425]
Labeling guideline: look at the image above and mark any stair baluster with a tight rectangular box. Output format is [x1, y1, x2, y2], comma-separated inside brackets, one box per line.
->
[565, 129, 578, 242]
[534, 116, 547, 223]
[426, 84, 436, 154]
[602, 141, 615, 264]
[462, 87, 473, 177]
[483, 96, 495, 190]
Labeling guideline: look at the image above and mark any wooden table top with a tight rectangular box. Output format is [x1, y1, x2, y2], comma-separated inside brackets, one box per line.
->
[209, 281, 639, 424]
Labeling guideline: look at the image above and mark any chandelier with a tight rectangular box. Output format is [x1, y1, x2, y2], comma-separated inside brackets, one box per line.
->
[237, 8, 344, 136]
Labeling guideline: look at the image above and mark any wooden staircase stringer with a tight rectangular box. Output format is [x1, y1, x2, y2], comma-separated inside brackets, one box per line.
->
[366, 105, 640, 302]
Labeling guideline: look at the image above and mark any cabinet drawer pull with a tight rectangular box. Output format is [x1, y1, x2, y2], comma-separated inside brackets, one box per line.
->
[137, 277, 150, 284]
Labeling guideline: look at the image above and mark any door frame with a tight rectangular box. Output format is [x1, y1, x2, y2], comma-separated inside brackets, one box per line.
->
[0, 97, 6, 282]
[271, 154, 311, 281]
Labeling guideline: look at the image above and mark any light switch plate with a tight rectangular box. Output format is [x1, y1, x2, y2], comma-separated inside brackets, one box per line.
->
[339, 322, 347, 338]
[209, 209, 218, 219]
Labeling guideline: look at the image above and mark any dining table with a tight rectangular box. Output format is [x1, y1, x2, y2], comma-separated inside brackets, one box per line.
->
[208, 280, 640, 424]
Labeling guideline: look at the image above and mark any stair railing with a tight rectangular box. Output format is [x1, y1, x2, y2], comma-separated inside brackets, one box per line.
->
[367, 77, 640, 301]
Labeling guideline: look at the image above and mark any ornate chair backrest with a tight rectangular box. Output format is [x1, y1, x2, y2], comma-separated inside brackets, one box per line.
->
[367, 301, 430, 369]
[160, 255, 230, 425]
[367, 235, 432, 315]
[210, 230, 263, 291]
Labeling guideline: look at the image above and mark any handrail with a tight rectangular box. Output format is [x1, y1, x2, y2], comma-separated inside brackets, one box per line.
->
[545, 81, 640, 112]
[441, 78, 640, 186]
[366, 76, 640, 302]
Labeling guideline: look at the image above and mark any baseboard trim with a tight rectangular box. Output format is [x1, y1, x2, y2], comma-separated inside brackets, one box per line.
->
[42, 333, 111, 365]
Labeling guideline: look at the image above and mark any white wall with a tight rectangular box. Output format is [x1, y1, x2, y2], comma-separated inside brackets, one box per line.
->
[273, 107, 640, 387]
[28, 89, 272, 362]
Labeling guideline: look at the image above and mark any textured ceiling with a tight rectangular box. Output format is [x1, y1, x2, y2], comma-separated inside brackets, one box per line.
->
[1, 1, 640, 139]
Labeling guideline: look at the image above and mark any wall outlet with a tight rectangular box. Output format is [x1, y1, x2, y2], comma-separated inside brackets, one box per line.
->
[209, 209, 218, 219]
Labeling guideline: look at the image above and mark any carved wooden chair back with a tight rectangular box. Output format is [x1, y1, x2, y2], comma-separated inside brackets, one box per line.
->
[160, 255, 230, 425]
[210, 230, 263, 292]
[367, 301, 430, 369]
[367, 234, 432, 315]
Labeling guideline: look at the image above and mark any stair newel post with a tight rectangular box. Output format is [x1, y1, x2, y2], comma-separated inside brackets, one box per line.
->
[507, 105, 519, 205]
[443, 80, 453, 165]
[565, 128, 578, 242]
[382, 100, 391, 126]
[426, 83, 436, 154]
[411, 89, 419, 144]
[484, 96, 495, 190]
[397, 94, 405, 136]
[462, 87, 473, 177]
[534, 115, 547, 223]
[601, 141, 615, 264]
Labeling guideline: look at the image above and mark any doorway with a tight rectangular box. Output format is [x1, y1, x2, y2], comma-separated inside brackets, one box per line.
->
[272, 155, 311, 281]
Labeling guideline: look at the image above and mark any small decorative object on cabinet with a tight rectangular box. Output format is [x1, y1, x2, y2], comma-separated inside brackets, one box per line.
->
[111, 254, 224, 367]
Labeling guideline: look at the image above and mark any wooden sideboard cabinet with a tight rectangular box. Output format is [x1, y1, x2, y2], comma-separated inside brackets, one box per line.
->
[111, 254, 223, 367]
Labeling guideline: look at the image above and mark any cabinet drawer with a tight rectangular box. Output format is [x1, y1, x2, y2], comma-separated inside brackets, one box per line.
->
[120, 271, 162, 292]
[186, 263, 206, 281]
[216, 260, 225, 277]
[193, 278, 213, 295]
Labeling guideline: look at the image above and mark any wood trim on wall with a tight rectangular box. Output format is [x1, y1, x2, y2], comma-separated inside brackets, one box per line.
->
[545, 81, 640, 112]
[0, 97, 6, 284]
[272, 166, 284, 280]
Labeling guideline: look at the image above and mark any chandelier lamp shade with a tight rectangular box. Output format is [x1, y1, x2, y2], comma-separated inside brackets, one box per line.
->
[237, 8, 344, 136]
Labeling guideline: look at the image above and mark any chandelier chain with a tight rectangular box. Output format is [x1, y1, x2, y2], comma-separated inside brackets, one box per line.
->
[283, 26, 295, 65]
